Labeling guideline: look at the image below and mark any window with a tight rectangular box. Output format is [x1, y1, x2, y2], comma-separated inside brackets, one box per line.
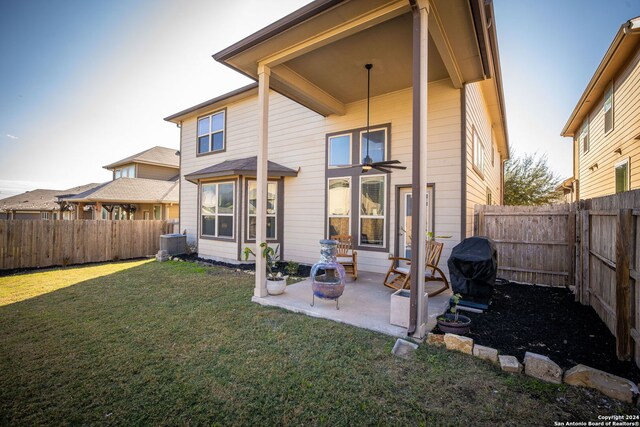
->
[143, 211, 150, 220]
[113, 206, 129, 220]
[201, 181, 235, 238]
[328, 134, 351, 167]
[101, 208, 109, 220]
[579, 119, 589, 153]
[360, 128, 386, 163]
[615, 159, 629, 194]
[472, 127, 484, 176]
[359, 175, 386, 247]
[115, 165, 135, 179]
[486, 189, 492, 205]
[198, 110, 225, 154]
[328, 177, 351, 237]
[41, 212, 49, 220]
[153, 205, 161, 220]
[604, 83, 614, 134]
[247, 181, 277, 240]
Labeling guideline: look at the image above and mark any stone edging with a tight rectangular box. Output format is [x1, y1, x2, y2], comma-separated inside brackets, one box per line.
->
[426, 333, 640, 404]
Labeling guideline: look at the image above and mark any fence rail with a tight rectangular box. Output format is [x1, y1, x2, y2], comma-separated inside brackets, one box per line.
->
[0, 219, 172, 271]
[475, 189, 640, 367]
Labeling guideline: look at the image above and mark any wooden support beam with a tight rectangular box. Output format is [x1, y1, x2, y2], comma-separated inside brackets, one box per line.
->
[615, 208, 632, 360]
[580, 210, 590, 305]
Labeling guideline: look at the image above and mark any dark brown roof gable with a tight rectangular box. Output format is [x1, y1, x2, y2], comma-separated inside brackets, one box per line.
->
[212, 0, 346, 62]
[184, 156, 299, 183]
[102, 146, 180, 170]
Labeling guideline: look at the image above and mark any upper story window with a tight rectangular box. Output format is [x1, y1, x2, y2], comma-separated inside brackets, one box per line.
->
[115, 165, 135, 179]
[201, 181, 235, 238]
[198, 110, 225, 155]
[328, 134, 351, 167]
[360, 128, 386, 163]
[615, 159, 629, 194]
[604, 83, 614, 134]
[579, 119, 589, 153]
[472, 127, 484, 176]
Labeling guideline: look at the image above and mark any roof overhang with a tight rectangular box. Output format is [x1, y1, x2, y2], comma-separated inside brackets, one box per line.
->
[102, 160, 180, 171]
[212, 0, 494, 116]
[164, 84, 258, 124]
[561, 16, 640, 137]
[184, 157, 299, 184]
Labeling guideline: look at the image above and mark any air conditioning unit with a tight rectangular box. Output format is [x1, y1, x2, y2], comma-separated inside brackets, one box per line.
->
[159, 234, 187, 256]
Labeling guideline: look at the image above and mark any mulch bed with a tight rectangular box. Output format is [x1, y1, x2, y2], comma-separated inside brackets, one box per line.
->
[174, 253, 313, 277]
[439, 282, 640, 383]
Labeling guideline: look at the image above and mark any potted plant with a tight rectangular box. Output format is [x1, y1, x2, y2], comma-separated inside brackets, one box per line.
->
[244, 243, 286, 295]
[437, 293, 471, 335]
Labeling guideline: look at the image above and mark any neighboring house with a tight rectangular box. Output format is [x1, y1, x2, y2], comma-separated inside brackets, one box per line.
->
[0, 184, 101, 220]
[165, 0, 509, 333]
[60, 146, 180, 220]
[561, 16, 640, 200]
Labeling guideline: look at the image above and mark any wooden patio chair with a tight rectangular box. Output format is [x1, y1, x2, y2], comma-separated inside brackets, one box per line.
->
[383, 240, 450, 297]
[331, 234, 358, 280]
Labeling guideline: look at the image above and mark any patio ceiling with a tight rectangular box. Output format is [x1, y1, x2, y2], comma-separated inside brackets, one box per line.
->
[214, 0, 491, 116]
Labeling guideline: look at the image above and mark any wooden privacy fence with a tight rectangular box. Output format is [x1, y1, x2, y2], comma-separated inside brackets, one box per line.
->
[474, 203, 575, 287]
[475, 189, 640, 366]
[0, 220, 173, 271]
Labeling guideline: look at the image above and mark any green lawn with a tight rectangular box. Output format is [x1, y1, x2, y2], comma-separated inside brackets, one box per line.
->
[0, 260, 636, 425]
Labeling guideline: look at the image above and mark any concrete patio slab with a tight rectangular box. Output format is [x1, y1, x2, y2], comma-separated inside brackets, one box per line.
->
[252, 271, 452, 338]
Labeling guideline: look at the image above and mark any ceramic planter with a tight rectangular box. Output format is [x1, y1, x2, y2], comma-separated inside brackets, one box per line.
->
[266, 277, 286, 295]
[437, 313, 471, 335]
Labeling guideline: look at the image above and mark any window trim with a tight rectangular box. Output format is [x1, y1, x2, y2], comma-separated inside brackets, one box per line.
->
[41, 212, 49, 220]
[246, 179, 278, 241]
[196, 108, 227, 157]
[604, 81, 614, 135]
[199, 180, 236, 241]
[243, 178, 284, 244]
[614, 158, 630, 194]
[358, 174, 387, 248]
[359, 127, 388, 164]
[327, 133, 352, 168]
[327, 176, 352, 238]
[580, 118, 590, 153]
[472, 126, 484, 179]
[325, 123, 391, 252]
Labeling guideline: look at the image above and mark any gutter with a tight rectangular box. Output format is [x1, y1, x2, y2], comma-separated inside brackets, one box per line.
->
[561, 16, 640, 136]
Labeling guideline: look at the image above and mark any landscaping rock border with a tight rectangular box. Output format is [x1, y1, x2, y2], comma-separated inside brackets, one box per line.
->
[426, 332, 639, 404]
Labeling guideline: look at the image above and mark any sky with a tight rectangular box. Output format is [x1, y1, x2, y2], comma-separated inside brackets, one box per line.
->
[0, 0, 639, 199]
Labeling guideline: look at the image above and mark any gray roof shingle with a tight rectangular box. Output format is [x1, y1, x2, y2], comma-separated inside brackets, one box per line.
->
[184, 156, 298, 182]
[63, 178, 179, 204]
[102, 146, 180, 169]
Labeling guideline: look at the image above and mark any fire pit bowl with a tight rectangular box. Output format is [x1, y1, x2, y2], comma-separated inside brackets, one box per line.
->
[310, 239, 346, 309]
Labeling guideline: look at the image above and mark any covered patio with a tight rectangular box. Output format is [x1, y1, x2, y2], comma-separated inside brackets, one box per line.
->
[253, 272, 452, 338]
[213, 0, 498, 338]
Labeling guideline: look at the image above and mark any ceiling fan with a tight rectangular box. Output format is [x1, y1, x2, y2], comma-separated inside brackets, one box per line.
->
[336, 64, 406, 174]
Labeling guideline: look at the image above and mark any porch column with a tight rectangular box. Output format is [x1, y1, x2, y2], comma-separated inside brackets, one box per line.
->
[95, 202, 102, 220]
[255, 65, 270, 298]
[409, 0, 429, 338]
[76, 203, 85, 220]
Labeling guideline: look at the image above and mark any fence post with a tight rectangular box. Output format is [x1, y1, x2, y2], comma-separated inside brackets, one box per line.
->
[616, 208, 633, 360]
[567, 207, 576, 289]
[580, 210, 590, 305]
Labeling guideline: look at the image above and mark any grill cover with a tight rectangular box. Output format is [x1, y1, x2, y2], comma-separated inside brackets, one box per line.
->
[447, 237, 497, 298]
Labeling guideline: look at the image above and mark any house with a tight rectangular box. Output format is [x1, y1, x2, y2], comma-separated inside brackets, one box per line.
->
[60, 146, 180, 220]
[561, 16, 640, 200]
[165, 0, 508, 337]
[0, 183, 101, 220]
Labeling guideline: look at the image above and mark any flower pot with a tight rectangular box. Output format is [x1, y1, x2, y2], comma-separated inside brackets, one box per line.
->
[437, 313, 471, 335]
[266, 277, 286, 295]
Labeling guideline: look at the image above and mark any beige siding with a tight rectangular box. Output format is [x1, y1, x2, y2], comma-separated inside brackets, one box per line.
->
[180, 80, 463, 273]
[136, 164, 179, 181]
[465, 82, 502, 236]
[577, 47, 640, 199]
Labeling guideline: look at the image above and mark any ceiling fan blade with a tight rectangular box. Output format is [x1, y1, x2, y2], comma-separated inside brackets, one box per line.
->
[373, 160, 401, 165]
[333, 163, 362, 168]
[373, 163, 406, 170]
[372, 166, 393, 173]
